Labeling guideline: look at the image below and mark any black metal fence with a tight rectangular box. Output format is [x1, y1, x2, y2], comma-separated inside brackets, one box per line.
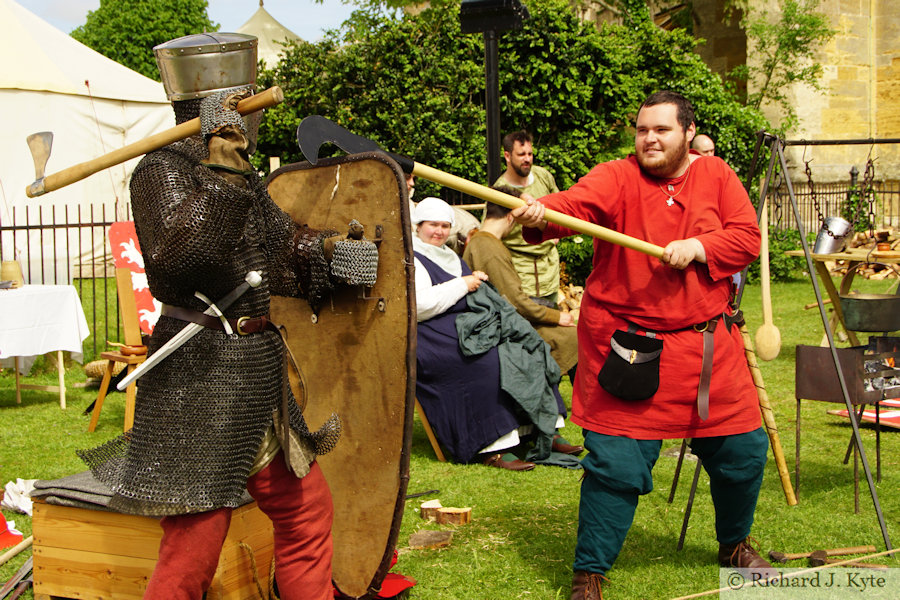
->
[768, 179, 900, 235]
[1, 203, 131, 360]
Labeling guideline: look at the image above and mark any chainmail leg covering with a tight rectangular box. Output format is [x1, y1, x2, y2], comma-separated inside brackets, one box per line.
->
[78, 111, 340, 516]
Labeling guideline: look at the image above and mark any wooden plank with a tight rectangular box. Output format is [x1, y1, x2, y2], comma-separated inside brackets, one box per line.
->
[114, 268, 143, 347]
[215, 505, 275, 599]
[33, 502, 162, 560]
[215, 541, 274, 599]
[33, 544, 155, 600]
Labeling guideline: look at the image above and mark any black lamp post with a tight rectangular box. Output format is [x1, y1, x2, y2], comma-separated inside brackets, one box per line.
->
[460, 0, 529, 185]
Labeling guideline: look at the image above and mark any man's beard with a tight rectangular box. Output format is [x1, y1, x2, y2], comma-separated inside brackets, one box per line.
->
[637, 137, 689, 178]
[513, 161, 532, 178]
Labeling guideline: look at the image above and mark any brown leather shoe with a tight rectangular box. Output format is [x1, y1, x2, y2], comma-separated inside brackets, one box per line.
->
[719, 537, 779, 580]
[571, 570, 606, 600]
[482, 453, 535, 471]
[553, 434, 584, 455]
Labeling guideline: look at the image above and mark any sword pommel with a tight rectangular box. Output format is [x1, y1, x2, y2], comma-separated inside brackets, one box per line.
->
[246, 270, 262, 287]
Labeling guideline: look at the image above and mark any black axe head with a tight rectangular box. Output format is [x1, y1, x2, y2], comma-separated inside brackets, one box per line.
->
[296, 115, 383, 165]
[296, 115, 413, 172]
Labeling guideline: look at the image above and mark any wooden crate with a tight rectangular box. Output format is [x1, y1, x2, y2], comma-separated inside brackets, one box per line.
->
[32, 498, 274, 600]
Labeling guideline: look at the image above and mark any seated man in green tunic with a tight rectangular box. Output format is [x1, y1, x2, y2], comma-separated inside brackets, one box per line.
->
[462, 188, 578, 385]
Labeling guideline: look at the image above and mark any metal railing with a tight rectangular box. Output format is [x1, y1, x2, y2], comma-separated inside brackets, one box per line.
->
[769, 179, 900, 235]
[1, 202, 131, 360]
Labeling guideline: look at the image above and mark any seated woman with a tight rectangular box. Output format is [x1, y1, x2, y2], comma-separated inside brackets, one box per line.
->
[413, 197, 582, 471]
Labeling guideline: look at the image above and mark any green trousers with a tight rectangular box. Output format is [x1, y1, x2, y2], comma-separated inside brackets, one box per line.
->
[573, 427, 768, 575]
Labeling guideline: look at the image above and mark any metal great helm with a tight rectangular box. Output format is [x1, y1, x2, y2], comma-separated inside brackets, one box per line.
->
[154, 32, 258, 101]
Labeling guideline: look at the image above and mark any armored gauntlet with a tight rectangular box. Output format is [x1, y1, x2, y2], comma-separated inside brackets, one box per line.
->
[324, 219, 379, 287]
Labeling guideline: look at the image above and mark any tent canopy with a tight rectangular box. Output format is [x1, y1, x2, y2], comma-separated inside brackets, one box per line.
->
[236, 1, 302, 67]
[0, 0, 174, 283]
[2, 0, 169, 102]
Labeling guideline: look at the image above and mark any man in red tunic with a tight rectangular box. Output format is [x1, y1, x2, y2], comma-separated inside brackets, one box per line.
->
[513, 91, 773, 599]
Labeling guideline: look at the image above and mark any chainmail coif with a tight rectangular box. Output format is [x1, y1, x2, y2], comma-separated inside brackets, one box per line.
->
[78, 99, 342, 516]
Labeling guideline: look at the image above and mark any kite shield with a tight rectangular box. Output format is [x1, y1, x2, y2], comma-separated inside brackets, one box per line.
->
[266, 153, 415, 599]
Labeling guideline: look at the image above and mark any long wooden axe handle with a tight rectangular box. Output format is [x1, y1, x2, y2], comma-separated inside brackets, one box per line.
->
[295, 115, 664, 258]
[739, 324, 797, 506]
[26, 86, 285, 198]
[412, 163, 664, 258]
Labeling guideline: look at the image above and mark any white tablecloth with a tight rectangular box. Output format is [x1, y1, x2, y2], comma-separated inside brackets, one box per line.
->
[0, 285, 90, 374]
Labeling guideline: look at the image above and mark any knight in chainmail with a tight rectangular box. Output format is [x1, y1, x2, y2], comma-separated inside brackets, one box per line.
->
[76, 33, 377, 600]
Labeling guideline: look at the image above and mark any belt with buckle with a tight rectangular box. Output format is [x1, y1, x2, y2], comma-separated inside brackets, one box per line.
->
[675, 310, 745, 421]
[161, 304, 274, 335]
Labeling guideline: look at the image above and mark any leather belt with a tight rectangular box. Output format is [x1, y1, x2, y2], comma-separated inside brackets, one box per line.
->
[685, 310, 744, 421]
[695, 319, 717, 420]
[161, 304, 274, 335]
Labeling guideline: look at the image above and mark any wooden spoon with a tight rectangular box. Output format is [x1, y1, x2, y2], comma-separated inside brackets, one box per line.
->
[755, 198, 781, 361]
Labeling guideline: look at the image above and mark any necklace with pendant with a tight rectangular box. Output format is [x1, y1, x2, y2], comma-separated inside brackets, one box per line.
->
[658, 163, 691, 206]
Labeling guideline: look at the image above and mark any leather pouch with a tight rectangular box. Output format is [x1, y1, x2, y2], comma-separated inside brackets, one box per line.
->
[597, 327, 663, 401]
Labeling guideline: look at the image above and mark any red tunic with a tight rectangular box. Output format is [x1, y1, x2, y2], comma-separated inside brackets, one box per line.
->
[525, 154, 761, 439]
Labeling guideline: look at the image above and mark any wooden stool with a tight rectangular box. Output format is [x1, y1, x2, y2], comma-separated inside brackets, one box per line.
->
[87, 267, 146, 433]
[415, 398, 446, 462]
[88, 351, 145, 432]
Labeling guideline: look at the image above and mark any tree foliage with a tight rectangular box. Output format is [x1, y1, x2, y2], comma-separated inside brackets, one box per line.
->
[728, 0, 835, 132]
[71, 0, 218, 81]
[255, 0, 773, 284]
[257, 0, 768, 194]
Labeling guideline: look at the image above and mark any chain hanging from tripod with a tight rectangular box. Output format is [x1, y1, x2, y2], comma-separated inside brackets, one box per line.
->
[840, 150, 877, 238]
[860, 151, 877, 239]
[770, 165, 787, 241]
[804, 148, 877, 239]
[803, 153, 837, 236]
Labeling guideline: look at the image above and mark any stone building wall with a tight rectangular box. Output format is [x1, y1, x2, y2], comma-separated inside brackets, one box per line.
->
[772, 0, 900, 184]
[691, 0, 746, 80]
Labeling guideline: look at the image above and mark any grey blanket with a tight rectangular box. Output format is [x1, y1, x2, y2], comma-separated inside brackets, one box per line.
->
[32, 469, 252, 512]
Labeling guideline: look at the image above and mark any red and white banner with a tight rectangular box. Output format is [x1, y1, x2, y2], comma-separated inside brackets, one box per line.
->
[108, 222, 159, 334]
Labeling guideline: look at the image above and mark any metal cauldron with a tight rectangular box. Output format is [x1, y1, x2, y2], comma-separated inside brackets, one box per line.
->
[839, 263, 900, 332]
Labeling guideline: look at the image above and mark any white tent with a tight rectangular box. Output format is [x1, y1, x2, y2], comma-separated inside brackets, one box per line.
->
[0, 0, 174, 284]
[236, 0, 302, 68]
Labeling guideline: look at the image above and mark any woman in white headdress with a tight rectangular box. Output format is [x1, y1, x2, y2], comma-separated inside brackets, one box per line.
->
[413, 197, 570, 471]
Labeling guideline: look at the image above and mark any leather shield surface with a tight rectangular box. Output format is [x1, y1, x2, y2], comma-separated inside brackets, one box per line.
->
[266, 153, 415, 599]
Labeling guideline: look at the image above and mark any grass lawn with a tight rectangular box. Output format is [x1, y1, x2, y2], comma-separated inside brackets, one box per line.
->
[2, 277, 899, 599]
